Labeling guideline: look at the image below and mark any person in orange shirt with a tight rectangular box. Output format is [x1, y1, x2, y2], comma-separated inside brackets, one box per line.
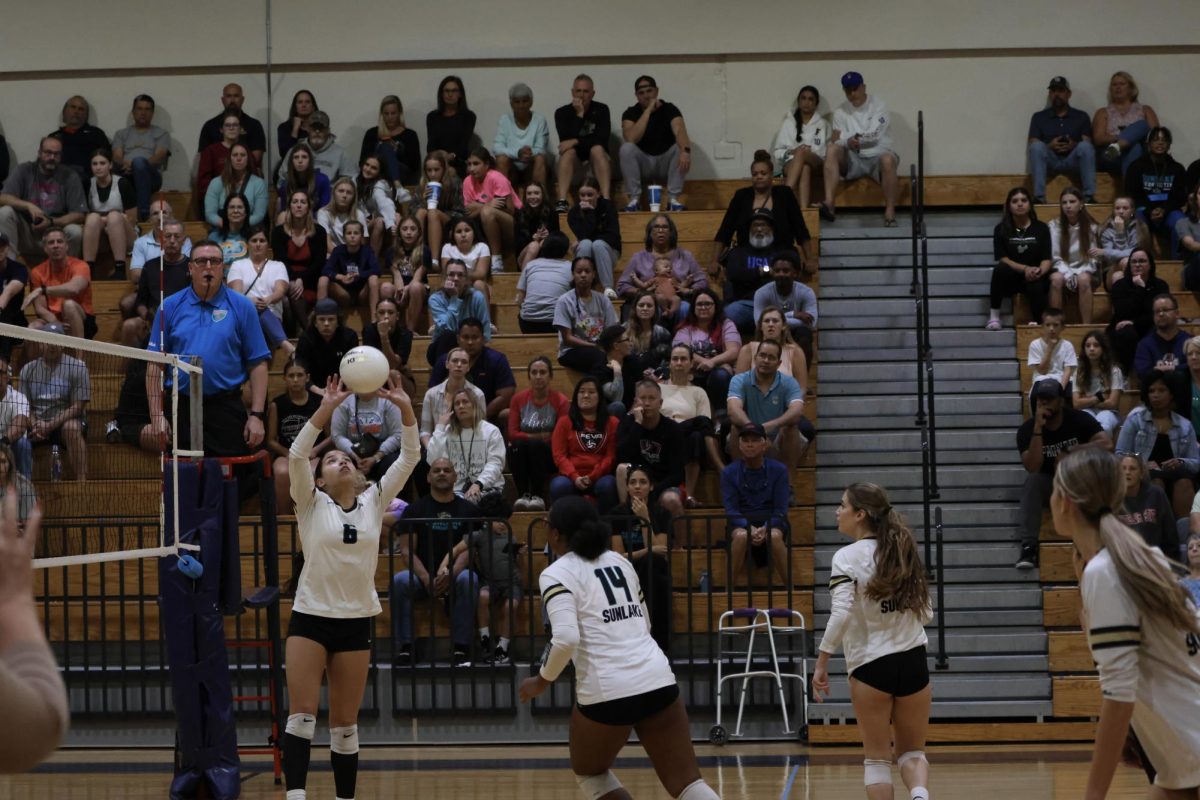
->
[25, 227, 96, 339]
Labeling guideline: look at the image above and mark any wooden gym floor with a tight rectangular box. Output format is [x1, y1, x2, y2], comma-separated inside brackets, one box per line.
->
[0, 743, 1155, 798]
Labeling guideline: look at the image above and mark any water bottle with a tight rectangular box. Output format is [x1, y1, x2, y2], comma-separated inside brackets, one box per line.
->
[50, 445, 63, 482]
[698, 570, 710, 593]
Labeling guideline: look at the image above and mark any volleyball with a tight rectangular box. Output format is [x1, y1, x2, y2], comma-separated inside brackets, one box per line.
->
[339, 346, 390, 393]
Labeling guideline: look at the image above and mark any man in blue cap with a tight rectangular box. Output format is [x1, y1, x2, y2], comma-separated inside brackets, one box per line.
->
[821, 71, 899, 226]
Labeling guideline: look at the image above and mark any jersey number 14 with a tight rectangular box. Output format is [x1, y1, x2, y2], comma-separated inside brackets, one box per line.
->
[594, 566, 633, 605]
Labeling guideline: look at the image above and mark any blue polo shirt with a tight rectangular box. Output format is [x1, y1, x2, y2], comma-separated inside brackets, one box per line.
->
[147, 283, 271, 393]
[728, 369, 803, 427]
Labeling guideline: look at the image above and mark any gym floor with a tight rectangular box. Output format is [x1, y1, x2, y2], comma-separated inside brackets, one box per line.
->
[0, 743, 1154, 798]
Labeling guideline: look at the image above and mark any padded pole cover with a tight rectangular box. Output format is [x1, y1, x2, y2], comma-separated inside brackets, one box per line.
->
[160, 460, 241, 800]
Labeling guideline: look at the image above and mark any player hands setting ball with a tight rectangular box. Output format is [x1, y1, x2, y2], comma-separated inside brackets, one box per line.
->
[814, 483, 933, 800]
[1051, 448, 1200, 799]
[519, 496, 719, 800]
[283, 374, 419, 800]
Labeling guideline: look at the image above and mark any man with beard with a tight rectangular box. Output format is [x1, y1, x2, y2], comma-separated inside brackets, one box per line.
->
[722, 208, 798, 336]
[0, 137, 86, 259]
[1027, 76, 1096, 203]
[752, 251, 817, 364]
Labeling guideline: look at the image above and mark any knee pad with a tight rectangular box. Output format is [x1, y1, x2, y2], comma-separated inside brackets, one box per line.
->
[864, 758, 892, 786]
[285, 713, 316, 740]
[329, 724, 359, 755]
[677, 778, 720, 799]
[575, 770, 622, 800]
[897, 750, 927, 769]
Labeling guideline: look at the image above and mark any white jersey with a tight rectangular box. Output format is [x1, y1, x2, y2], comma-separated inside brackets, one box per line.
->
[289, 420, 420, 619]
[1082, 548, 1200, 789]
[831, 95, 894, 158]
[538, 550, 675, 706]
[819, 538, 931, 674]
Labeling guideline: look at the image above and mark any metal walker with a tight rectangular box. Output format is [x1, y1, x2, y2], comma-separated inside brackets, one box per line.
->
[709, 607, 808, 744]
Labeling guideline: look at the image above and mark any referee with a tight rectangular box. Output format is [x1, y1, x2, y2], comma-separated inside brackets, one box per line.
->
[146, 240, 270, 455]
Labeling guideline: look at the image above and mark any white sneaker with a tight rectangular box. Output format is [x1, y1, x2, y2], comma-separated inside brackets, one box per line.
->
[513, 494, 531, 511]
[491, 258, 505, 273]
[526, 495, 546, 511]
[1103, 142, 1122, 161]
[604, 287, 618, 301]
[394, 186, 413, 204]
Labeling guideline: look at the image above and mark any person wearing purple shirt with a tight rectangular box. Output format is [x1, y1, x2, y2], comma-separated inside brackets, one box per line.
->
[318, 220, 379, 322]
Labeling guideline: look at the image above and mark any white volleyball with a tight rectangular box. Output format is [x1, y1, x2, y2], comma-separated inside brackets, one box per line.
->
[339, 346, 390, 394]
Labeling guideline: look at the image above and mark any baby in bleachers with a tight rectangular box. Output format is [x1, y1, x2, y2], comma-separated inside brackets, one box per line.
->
[633, 255, 681, 320]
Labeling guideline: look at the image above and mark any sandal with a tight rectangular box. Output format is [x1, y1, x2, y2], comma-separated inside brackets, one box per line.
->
[818, 202, 836, 222]
[985, 319, 1002, 331]
[883, 216, 898, 227]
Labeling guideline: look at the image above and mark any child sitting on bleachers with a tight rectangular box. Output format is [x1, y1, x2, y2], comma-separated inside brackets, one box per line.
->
[1048, 187, 1099, 325]
[1071, 330, 1124, 436]
[1027, 307, 1075, 401]
[445, 517, 523, 665]
[1094, 196, 1149, 289]
[631, 255, 682, 321]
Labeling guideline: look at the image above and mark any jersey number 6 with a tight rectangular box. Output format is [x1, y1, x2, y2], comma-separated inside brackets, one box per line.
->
[343, 524, 358, 545]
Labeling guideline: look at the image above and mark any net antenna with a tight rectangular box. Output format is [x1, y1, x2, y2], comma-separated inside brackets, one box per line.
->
[2, 322, 203, 569]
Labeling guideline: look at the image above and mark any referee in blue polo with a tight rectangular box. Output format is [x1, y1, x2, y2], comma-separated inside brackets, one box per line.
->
[145, 239, 271, 455]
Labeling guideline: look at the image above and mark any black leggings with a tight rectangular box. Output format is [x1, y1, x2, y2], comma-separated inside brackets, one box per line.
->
[676, 416, 714, 463]
[518, 317, 556, 335]
[509, 438, 554, 496]
[1107, 322, 1141, 375]
[990, 263, 1050, 320]
[558, 346, 608, 380]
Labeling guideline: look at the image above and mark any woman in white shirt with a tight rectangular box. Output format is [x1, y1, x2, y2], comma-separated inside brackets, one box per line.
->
[317, 177, 368, 255]
[353, 154, 397, 258]
[425, 387, 506, 503]
[815, 482, 933, 800]
[284, 375, 419, 800]
[660, 343, 724, 505]
[519, 496, 720, 800]
[1048, 186, 1101, 325]
[227, 225, 294, 357]
[772, 85, 829, 209]
[440, 216, 492, 303]
[1051, 447, 1200, 798]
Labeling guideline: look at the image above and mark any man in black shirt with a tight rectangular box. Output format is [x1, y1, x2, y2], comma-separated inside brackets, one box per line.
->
[196, 83, 267, 169]
[47, 96, 109, 184]
[1014, 380, 1110, 568]
[618, 76, 692, 212]
[616, 380, 686, 528]
[122, 220, 191, 346]
[721, 209, 798, 335]
[554, 74, 613, 212]
[390, 458, 483, 665]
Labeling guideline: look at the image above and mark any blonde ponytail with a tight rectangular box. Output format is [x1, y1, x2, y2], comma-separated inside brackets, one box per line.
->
[1055, 448, 1200, 635]
[1097, 514, 1200, 635]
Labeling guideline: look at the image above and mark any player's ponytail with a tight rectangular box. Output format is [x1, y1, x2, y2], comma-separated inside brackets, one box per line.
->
[846, 482, 929, 614]
[548, 495, 612, 560]
[1055, 448, 1200, 634]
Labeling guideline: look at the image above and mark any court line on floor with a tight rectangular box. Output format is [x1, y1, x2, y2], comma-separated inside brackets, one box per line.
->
[781, 763, 801, 799]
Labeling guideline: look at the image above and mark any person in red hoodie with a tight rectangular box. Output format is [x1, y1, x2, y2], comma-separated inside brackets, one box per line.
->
[550, 376, 619, 511]
[507, 357, 569, 512]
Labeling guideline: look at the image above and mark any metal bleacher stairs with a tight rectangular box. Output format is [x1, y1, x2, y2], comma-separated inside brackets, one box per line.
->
[809, 210, 1054, 724]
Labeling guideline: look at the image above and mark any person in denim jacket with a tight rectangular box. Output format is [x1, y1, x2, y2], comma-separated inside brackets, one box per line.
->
[1116, 369, 1199, 519]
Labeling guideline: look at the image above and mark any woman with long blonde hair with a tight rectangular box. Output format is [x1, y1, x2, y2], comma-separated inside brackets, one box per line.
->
[1052, 447, 1200, 798]
[815, 482, 933, 800]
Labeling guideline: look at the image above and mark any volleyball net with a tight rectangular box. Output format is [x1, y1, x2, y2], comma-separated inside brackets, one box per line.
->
[0, 322, 203, 568]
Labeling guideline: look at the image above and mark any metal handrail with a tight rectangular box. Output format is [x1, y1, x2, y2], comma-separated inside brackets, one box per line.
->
[910, 111, 948, 669]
